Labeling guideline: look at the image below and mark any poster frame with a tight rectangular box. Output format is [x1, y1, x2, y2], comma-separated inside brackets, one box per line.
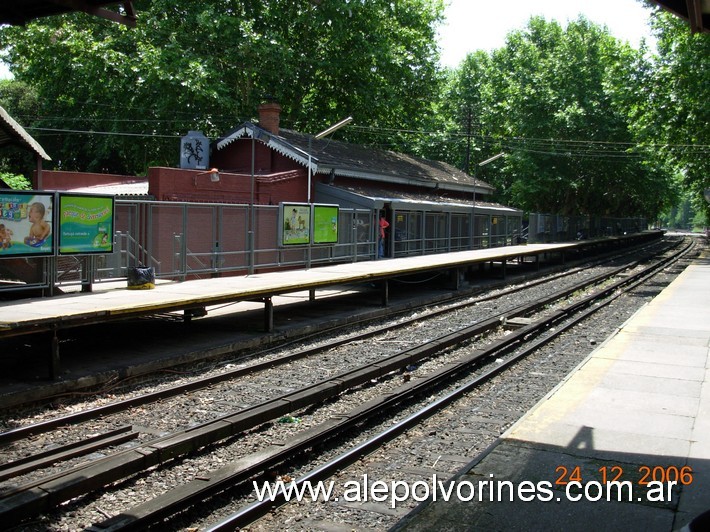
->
[279, 202, 312, 247]
[57, 192, 116, 255]
[0, 190, 55, 258]
[312, 204, 339, 245]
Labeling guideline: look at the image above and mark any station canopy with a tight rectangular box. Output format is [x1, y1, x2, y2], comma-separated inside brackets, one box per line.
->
[0, 105, 50, 161]
[0, 1, 136, 27]
[651, 0, 709, 33]
[315, 182, 522, 217]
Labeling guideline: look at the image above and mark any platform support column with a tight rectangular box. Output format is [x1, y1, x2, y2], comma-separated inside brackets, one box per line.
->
[381, 280, 389, 307]
[264, 297, 274, 332]
[451, 268, 461, 290]
[309, 289, 316, 302]
[536, 254, 541, 271]
[81, 256, 94, 292]
[501, 259, 507, 279]
[50, 327, 60, 379]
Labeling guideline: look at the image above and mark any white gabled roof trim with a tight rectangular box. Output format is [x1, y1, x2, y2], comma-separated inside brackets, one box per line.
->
[215, 123, 492, 195]
[0, 105, 51, 160]
[216, 126, 249, 150]
[217, 124, 318, 174]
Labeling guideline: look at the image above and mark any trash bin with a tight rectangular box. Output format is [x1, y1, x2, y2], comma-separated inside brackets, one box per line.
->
[127, 265, 155, 290]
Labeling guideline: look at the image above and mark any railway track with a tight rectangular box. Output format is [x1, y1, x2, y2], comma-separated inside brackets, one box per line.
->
[184, 236, 699, 531]
[0, 236, 675, 434]
[0, 237, 679, 463]
[0, 236, 695, 530]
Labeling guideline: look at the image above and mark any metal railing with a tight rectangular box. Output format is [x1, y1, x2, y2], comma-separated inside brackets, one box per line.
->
[527, 214, 647, 243]
[5, 200, 628, 296]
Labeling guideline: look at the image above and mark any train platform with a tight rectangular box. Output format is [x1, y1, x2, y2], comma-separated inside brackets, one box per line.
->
[0, 242, 588, 384]
[394, 251, 710, 531]
[0, 242, 577, 339]
[0, 241, 594, 408]
[0, 234, 662, 351]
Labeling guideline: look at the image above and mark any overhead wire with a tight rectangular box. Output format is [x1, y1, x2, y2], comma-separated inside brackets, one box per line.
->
[19, 121, 709, 163]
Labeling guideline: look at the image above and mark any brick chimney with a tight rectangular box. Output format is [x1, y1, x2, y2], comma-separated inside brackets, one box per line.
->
[258, 102, 281, 135]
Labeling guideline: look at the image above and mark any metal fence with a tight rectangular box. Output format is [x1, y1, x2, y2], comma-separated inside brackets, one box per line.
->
[392, 210, 523, 257]
[4, 200, 625, 295]
[108, 201, 375, 282]
[527, 213, 647, 243]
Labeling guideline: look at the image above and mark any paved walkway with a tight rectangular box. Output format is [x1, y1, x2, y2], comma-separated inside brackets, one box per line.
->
[395, 252, 710, 531]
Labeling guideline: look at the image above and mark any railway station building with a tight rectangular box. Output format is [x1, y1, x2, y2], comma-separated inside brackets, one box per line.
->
[16, 103, 523, 290]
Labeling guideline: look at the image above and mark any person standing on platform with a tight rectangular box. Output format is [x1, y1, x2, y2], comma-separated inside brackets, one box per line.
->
[378, 213, 389, 258]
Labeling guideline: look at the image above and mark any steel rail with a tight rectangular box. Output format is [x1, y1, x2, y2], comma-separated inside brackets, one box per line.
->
[89, 240, 694, 531]
[0, 426, 137, 483]
[204, 238, 696, 531]
[1, 237, 674, 445]
[0, 240, 688, 528]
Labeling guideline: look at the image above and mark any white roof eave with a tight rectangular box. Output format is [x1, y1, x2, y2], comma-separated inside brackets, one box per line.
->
[217, 125, 317, 173]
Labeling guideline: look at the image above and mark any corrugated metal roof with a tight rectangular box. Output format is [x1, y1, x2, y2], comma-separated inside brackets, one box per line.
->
[58, 180, 149, 197]
[217, 123, 495, 195]
[0, 105, 51, 161]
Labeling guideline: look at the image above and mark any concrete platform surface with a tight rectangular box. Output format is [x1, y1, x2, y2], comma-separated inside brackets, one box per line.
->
[394, 253, 710, 531]
[0, 243, 575, 335]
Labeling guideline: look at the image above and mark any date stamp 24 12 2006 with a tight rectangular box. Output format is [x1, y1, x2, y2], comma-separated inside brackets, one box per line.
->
[555, 465, 694, 487]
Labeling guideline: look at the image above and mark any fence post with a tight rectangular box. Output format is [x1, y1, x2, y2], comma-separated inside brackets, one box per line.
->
[352, 213, 358, 263]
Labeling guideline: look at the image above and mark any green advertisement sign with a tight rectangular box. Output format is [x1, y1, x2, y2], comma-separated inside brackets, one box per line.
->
[313, 205, 339, 244]
[58, 194, 115, 254]
[0, 191, 54, 257]
[281, 203, 311, 245]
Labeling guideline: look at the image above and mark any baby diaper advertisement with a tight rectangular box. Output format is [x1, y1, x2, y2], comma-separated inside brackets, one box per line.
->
[58, 193, 115, 255]
[0, 192, 54, 256]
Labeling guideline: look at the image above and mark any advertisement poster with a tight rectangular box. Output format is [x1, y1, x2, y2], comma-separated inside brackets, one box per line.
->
[281, 203, 311, 245]
[0, 191, 54, 257]
[313, 205, 339, 244]
[58, 194, 115, 254]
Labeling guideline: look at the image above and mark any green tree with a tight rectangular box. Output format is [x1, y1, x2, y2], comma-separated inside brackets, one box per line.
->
[0, 0, 445, 174]
[0, 172, 31, 189]
[478, 16, 671, 218]
[642, 12, 710, 218]
[429, 51, 492, 173]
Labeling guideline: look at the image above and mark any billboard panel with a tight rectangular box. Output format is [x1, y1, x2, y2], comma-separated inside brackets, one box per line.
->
[58, 193, 115, 255]
[280, 203, 311, 246]
[0, 191, 54, 257]
[313, 204, 339, 244]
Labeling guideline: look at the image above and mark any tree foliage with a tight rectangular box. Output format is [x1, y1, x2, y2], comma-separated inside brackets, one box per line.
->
[642, 12, 710, 218]
[0, 2, 706, 222]
[435, 16, 678, 218]
[0, 172, 31, 189]
[0, 0, 445, 174]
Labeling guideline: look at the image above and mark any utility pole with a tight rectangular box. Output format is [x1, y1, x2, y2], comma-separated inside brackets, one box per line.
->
[463, 107, 472, 175]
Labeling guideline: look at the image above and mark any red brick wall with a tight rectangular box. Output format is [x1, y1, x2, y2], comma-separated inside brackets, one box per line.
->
[211, 139, 277, 174]
[147, 166, 308, 204]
